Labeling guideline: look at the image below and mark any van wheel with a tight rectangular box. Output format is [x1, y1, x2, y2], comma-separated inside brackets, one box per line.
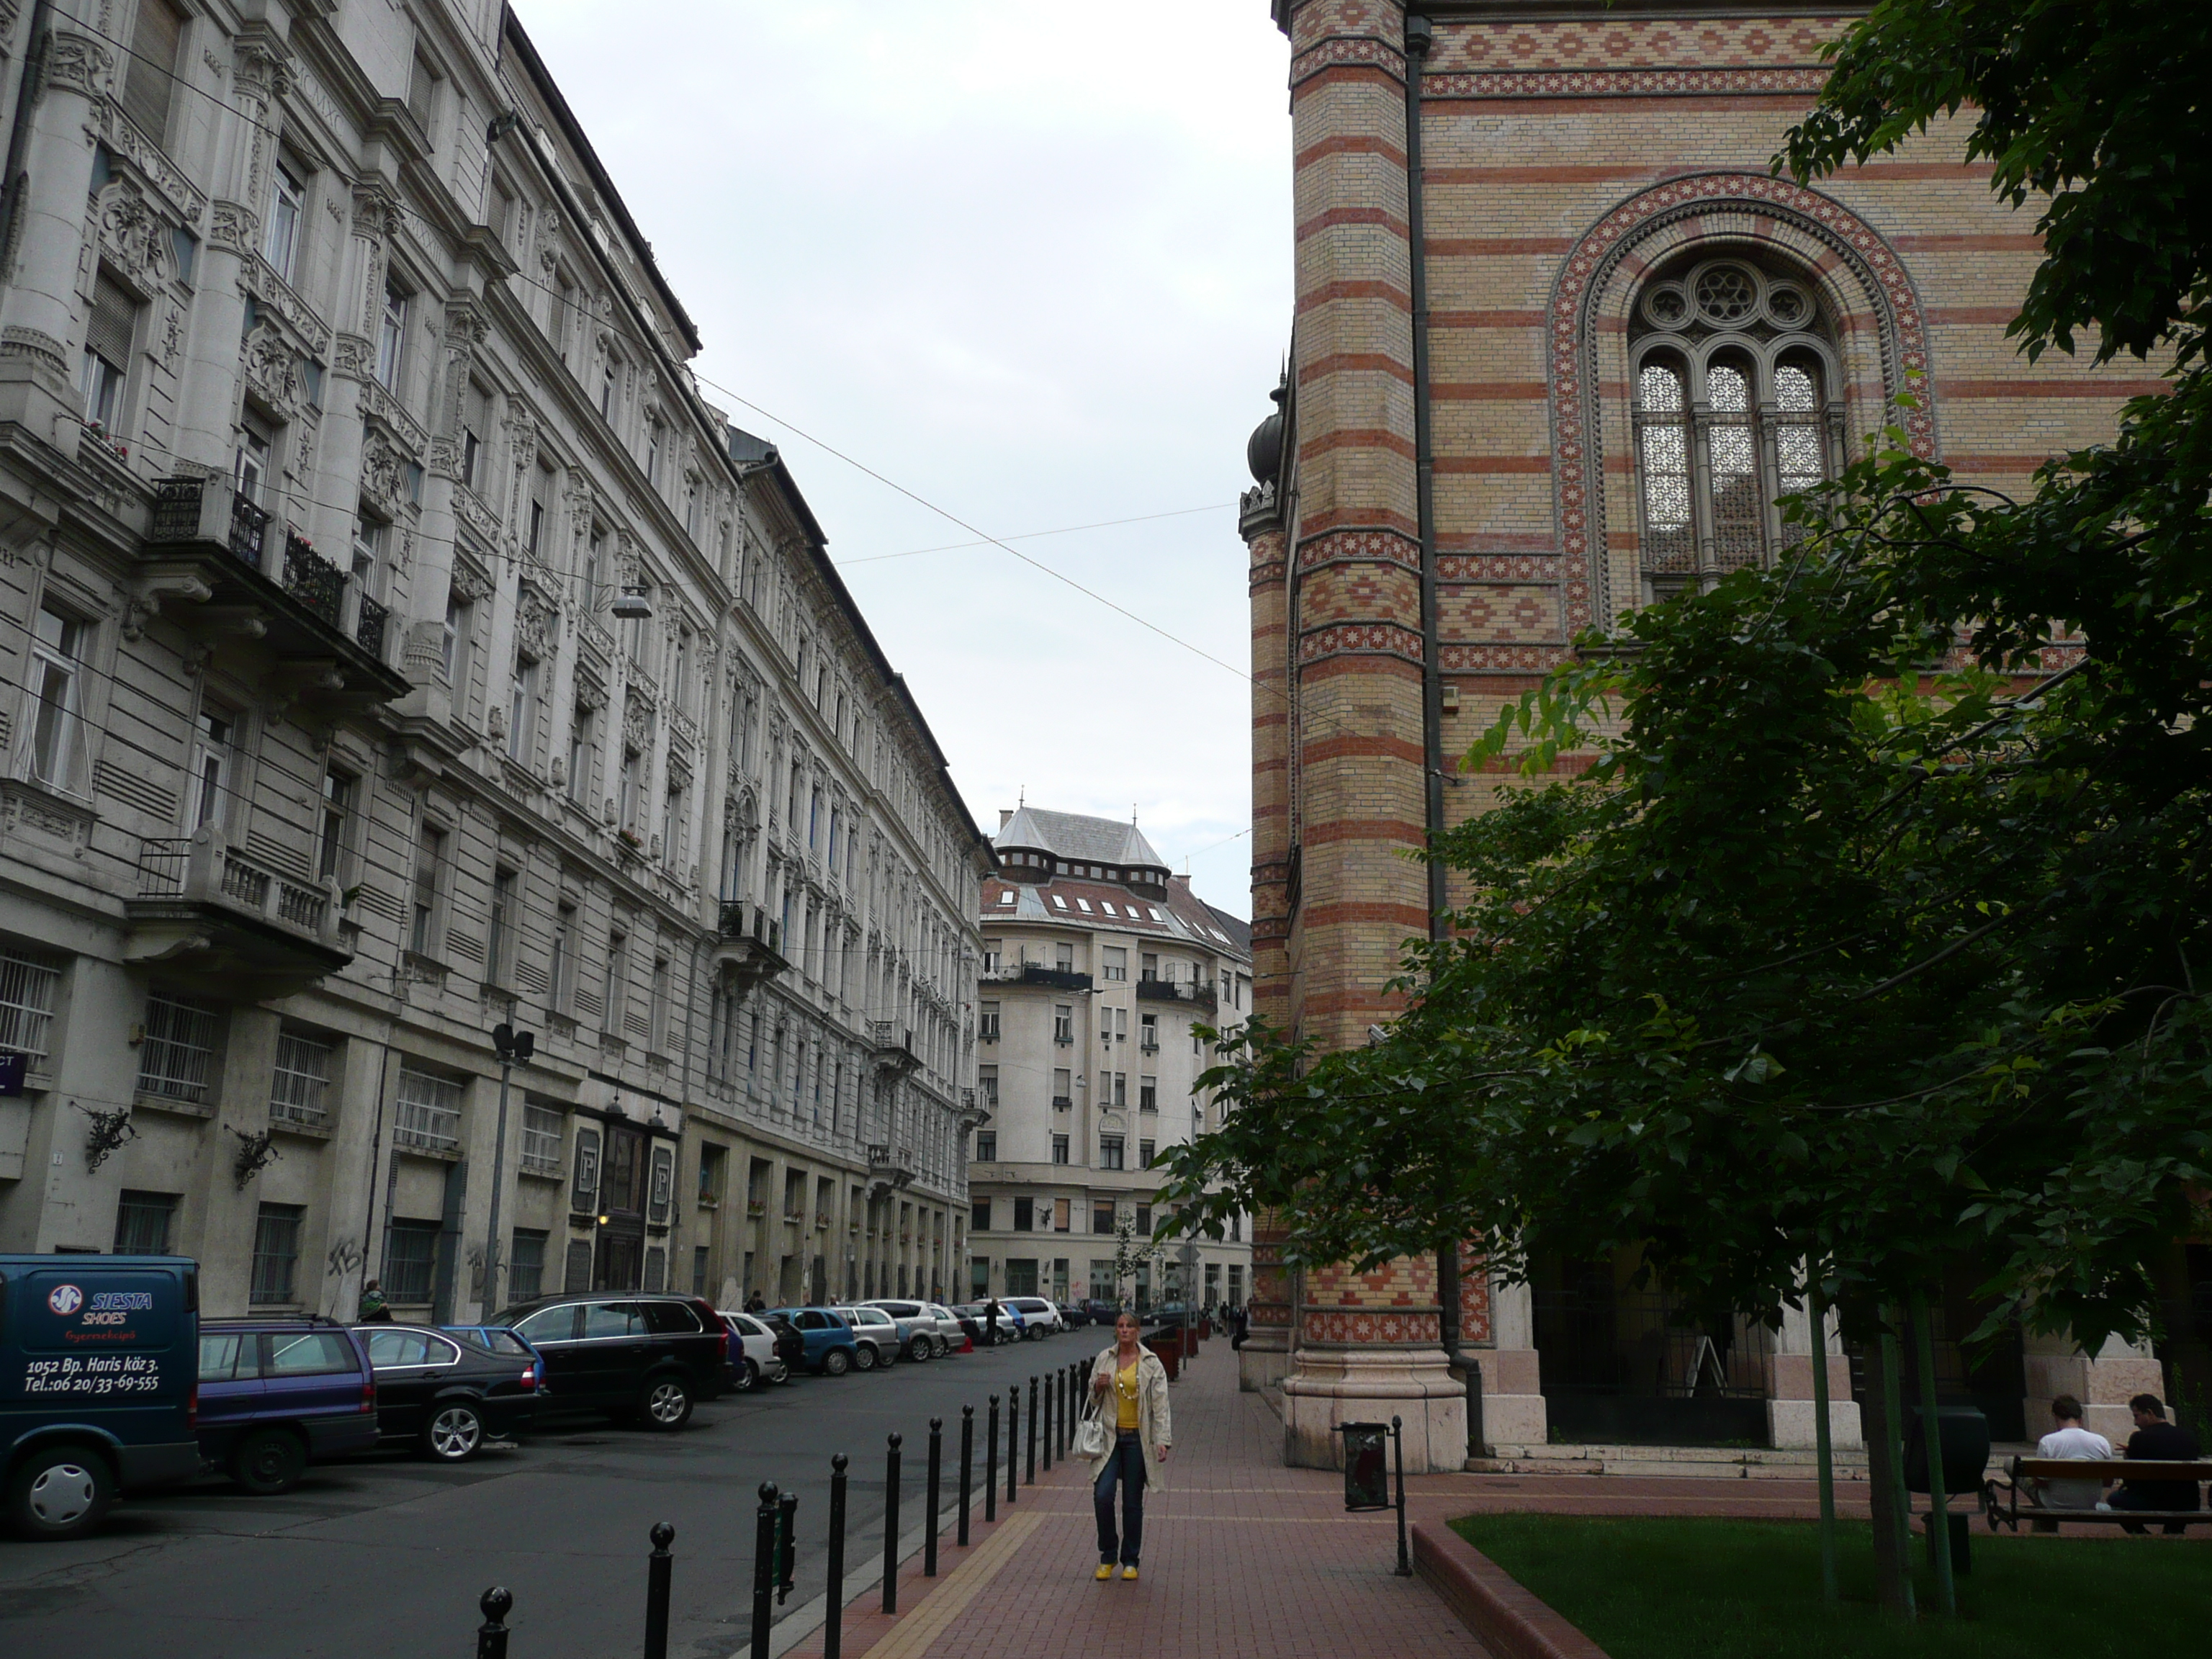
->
[822, 1347, 851, 1376]
[422, 1402, 485, 1462]
[642, 1376, 693, 1431]
[853, 1343, 877, 1372]
[230, 1428, 307, 1495]
[7, 1444, 114, 1540]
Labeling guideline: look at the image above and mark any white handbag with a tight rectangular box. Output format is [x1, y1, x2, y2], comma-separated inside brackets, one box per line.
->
[1074, 1367, 1112, 1458]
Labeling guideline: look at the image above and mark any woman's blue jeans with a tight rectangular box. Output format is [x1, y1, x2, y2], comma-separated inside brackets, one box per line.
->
[1094, 1429, 1147, 1565]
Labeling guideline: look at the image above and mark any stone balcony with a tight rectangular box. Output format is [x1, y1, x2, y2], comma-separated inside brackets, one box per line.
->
[868, 1020, 920, 1075]
[866, 1141, 915, 1193]
[136, 476, 410, 709]
[125, 827, 351, 994]
[712, 899, 789, 991]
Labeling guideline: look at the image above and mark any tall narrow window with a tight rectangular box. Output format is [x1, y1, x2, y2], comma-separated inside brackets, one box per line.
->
[461, 379, 490, 490]
[81, 274, 136, 429]
[122, 0, 186, 143]
[406, 49, 441, 143]
[317, 768, 355, 882]
[487, 869, 516, 984]
[527, 460, 554, 556]
[1706, 360, 1762, 571]
[189, 709, 234, 830]
[266, 162, 306, 282]
[549, 904, 575, 1009]
[27, 605, 87, 793]
[251, 1203, 305, 1304]
[1634, 362, 1692, 577]
[410, 823, 445, 955]
[508, 657, 539, 762]
[138, 992, 220, 1102]
[235, 418, 274, 505]
[567, 703, 593, 803]
[377, 281, 409, 392]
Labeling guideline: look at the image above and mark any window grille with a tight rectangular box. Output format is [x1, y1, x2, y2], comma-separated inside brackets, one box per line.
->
[251, 1202, 305, 1304]
[0, 948, 61, 1061]
[394, 1066, 464, 1154]
[138, 992, 220, 1102]
[520, 1104, 565, 1175]
[269, 1030, 334, 1126]
[385, 1218, 439, 1304]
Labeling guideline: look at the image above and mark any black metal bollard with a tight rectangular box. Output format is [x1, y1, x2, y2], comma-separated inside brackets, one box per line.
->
[1027, 1375, 1038, 1484]
[750, 1482, 778, 1659]
[958, 1405, 974, 1545]
[825, 1455, 849, 1659]
[985, 1393, 999, 1522]
[1007, 1384, 1020, 1504]
[644, 1521, 675, 1659]
[1067, 1362, 1079, 1457]
[1043, 1370, 1053, 1472]
[881, 1432, 904, 1615]
[777, 1492, 799, 1604]
[476, 1587, 513, 1659]
[925, 1417, 943, 1576]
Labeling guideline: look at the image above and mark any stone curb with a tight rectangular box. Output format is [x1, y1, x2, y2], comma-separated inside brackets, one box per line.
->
[1410, 1519, 1611, 1659]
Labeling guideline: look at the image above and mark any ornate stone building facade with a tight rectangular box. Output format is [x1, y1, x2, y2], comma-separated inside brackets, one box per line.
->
[1241, 0, 2165, 1467]
[0, 1, 987, 1323]
[966, 807, 1251, 1313]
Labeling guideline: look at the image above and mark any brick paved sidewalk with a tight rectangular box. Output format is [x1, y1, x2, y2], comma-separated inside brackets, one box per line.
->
[782, 1338, 1485, 1659]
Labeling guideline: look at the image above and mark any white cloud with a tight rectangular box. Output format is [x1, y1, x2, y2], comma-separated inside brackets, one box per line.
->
[517, 1, 1290, 914]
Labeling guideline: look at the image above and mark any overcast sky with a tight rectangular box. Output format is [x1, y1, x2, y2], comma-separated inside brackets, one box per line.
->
[519, 3, 1291, 917]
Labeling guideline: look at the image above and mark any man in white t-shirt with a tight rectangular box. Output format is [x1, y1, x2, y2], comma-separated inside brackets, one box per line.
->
[2033, 1393, 2115, 1511]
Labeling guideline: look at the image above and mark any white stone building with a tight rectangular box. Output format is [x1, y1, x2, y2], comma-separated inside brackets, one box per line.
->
[0, 0, 989, 1321]
[966, 807, 1251, 1313]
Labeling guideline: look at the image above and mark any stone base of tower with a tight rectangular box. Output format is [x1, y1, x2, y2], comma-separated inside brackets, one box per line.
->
[1239, 1328, 1294, 1393]
[1460, 1345, 1550, 1453]
[1281, 1347, 1467, 1473]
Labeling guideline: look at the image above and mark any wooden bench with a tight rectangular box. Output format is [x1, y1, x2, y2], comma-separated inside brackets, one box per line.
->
[1981, 1457, 2212, 1532]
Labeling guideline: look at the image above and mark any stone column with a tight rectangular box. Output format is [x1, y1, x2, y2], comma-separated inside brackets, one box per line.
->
[1765, 1290, 1862, 1451]
[0, 27, 108, 436]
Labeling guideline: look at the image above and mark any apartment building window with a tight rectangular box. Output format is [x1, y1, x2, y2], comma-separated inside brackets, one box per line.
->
[1100, 1135, 1125, 1172]
[251, 1202, 305, 1304]
[385, 1219, 440, 1305]
[1053, 1004, 1073, 1044]
[377, 279, 409, 391]
[1138, 1139, 1156, 1169]
[1055, 943, 1074, 972]
[1051, 1133, 1069, 1165]
[600, 360, 619, 423]
[1004, 1259, 1039, 1297]
[269, 1028, 334, 1127]
[1102, 947, 1127, 982]
[1139, 1076, 1157, 1112]
[977, 1065, 998, 1109]
[567, 703, 594, 802]
[1140, 1013, 1158, 1053]
[0, 948, 61, 1065]
[548, 904, 575, 1010]
[509, 1229, 549, 1301]
[1112, 1073, 1127, 1110]
[189, 708, 235, 830]
[393, 1066, 464, 1154]
[235, 418, 273, 505]
[644, 416, 664, 487]
[1013, 1197, 1034, 1233]
[604, 931, 629, 1033]
[974, 1130, 997, 1161]
[971, 1199, 990, 1232]
[406, 48, 441, 141]
[81, 273, 135, 429]
[410, 822, 446, 955]
[1115, 1008, 1128, 1046]
[122, 0, 186, 142]
[649, 957, 672, 1051]
[485, 870, 516, 984]
[662, 778, 685, 868]
[527, 461, 553, 556]
[138, 992, 220, 1103]
[316, 768, 356, 883]
[441, 590, 472, 685]
[460, 379, 490, 489]
[507, 658, 539, 763]
[27, 605, 89, 793]
[520, 1103, 564, 1175]
[619, 747, 642, 832]
[1051, 1069, 1071, 1109]
[1136, 1204, 1152, 1234]
[265, 161, 307, 282]
[1093, 1202, 1115, 1235]
[113, 1190, 178, 1255]
[979, 1002, 999, 1042]
[1141, 953, 1158, 981]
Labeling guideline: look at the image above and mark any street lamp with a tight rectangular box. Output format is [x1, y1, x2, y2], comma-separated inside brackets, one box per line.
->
[482, 1021, 535, 1314]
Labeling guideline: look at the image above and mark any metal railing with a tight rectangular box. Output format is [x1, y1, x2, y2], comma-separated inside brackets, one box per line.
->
[716, 899, 784, 956]
[355, 593, 389, 661]
[1136, 978, 1218, 1013]
[981, 963, 1092, 992]
[282, 531, 343, 624]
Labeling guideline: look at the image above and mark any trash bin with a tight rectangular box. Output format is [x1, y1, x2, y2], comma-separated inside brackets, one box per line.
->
[1921, 1507, 1972, 1575]
[1339, 1422, 1392, 1511]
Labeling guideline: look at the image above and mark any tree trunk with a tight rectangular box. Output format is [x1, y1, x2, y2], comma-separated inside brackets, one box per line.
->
[1843, 1298, 1915, 1618]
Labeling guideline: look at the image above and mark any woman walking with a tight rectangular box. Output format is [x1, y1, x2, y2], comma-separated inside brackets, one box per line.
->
[1085, 1310, 1171, 1581]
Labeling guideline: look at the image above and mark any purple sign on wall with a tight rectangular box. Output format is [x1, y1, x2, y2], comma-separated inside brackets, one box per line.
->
[0, 1051, 26, 1097]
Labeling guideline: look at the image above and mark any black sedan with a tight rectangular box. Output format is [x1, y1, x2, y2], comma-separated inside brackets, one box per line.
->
[354, 1325, 541, 1462]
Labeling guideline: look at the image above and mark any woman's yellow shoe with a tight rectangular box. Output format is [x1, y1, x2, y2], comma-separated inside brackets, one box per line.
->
[1121, 1566, 1139, 1582]
[1095, 1564, 1113, 1582]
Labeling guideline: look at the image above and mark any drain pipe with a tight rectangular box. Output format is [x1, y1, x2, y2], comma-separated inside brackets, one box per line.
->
[1402, 12, 1482, 1461]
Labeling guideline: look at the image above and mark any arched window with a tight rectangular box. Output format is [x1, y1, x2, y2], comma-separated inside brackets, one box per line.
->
[1630, 255, 1842, 599]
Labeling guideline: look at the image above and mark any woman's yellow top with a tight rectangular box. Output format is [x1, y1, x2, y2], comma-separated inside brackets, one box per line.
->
[1115, 1360, 1141, 1430]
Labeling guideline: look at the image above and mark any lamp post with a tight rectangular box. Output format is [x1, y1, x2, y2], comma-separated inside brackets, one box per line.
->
[482, 1022, 534, 1315]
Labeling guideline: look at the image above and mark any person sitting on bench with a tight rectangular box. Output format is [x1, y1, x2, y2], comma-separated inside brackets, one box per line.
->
[2033, 1394, 2114, 1511]
[2111, 1393, 2201, 1536]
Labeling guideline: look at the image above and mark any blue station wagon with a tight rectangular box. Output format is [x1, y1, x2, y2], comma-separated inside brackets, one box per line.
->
[196, 1319, 380, 1493]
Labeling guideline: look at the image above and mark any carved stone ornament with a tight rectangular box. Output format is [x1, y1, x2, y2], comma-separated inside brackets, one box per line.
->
[516, 583, 557, 665]
[208, 199, 258, 257]
[242, 322, 302, 419]
[45, 32, 111, 99]
[96, 181, 176, 293]
[449, 551, 494, 605]
[331, 331, 374, 382]
[574, 670, 607, 713]
[486, 703, 508, 744]
[622, 693, 650, 754]
[360, 428, 408, 516]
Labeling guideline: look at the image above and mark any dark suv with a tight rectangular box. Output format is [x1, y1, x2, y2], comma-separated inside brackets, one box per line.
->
[197, 1320, 379, 1494]
[494, 1295, 729, 1430]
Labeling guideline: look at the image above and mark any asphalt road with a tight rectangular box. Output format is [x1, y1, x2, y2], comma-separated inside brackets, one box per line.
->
[0, 1328, 1103, 1659]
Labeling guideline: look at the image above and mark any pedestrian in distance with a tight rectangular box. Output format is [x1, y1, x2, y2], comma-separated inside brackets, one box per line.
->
[984, 1295, 1002, 1346]
[1084, 1310, 1172, 1581]
[356, 1279, 392, 1323]
[745, 1290, 766, 1314]
[2111, 1393, 2202, 1534]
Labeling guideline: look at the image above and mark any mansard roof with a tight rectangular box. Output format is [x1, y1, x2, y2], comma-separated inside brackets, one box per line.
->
[995, 807, 1168, 873]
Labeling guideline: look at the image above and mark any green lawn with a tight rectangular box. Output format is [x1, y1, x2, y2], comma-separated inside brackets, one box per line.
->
[1449, 1514, 2210, 1659]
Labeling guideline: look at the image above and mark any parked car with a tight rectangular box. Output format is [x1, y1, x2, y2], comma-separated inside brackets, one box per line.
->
[716, 1310, 790, 1390]
[493, 1295, 732, 1430]
[768, 1307, 862, 1375]
[756, 1311, 807, 1379]
[1058, 1302, 1092, 1328]
[1079, 1299, 1121, 1326]
[2, 1253, 203, 1539]
[834, 1305, 906, 1369]
[354, 1326, 539, 1460]
[197, 1319, 381, 1494]
[440, 1324, 544, 1365]
[954, 1301, 1020, 1344]
[1005, 1297, 1065, 1339]
[925, 1303, 972, 1354]
[863, 1300, 954, 1360]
